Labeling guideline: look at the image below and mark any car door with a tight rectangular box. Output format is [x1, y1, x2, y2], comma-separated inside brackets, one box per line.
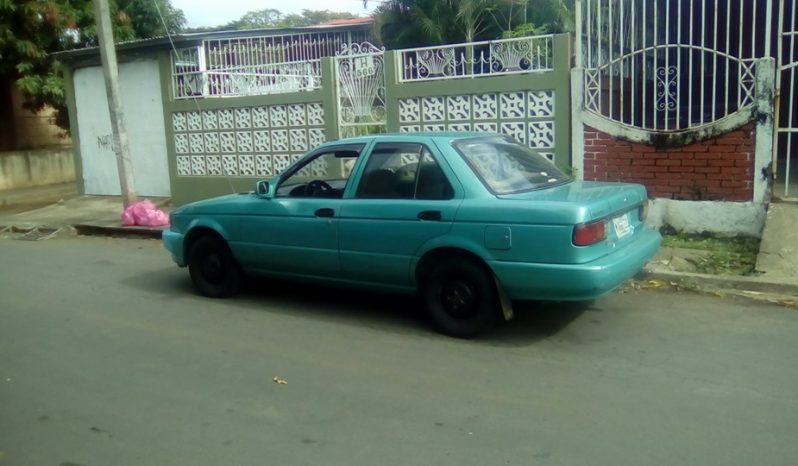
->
[338, 141, 462, 288]
[237, 144, 365, 278]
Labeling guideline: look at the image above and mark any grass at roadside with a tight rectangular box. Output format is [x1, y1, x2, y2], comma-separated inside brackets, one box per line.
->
[661, 231, 761, 276]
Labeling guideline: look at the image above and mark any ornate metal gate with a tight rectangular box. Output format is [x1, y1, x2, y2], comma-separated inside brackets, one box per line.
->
[577, 0, 770, 131]
[776, 0, 798, 198]
[334, 42, 387, 138]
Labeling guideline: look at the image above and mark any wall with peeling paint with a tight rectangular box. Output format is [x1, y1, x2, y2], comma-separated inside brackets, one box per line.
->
[583, 124, 756, 202]
[571, 59, 776, 237]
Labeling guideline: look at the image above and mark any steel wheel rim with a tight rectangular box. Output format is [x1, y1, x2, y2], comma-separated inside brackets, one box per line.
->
[441, 279, 477, 318]
[201, 253, 224, 284]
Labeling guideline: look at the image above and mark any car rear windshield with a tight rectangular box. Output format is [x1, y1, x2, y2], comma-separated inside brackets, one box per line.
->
[451, 136, 571, 194]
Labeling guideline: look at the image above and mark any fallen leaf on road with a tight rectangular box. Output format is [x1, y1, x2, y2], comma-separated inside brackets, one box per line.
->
[644, 279, 667, 289]
[273, 377, 288, 385]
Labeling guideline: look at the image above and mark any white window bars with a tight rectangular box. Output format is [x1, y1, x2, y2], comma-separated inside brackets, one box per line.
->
[171, 31, 369, 99]
[397, 35, 555, 82]
[578, 0, 773, 131]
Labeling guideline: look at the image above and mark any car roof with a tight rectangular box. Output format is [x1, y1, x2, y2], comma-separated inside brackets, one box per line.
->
[318, 132, 499, 147]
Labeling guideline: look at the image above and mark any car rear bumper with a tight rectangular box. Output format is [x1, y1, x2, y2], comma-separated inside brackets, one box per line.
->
[489, 228, 662, 301]
[162, 230, 186, 267]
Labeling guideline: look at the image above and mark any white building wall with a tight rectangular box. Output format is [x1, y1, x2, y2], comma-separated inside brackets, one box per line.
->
[73, 59, 170, 197]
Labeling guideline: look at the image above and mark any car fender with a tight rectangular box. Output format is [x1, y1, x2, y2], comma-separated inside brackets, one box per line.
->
[412, 235, 514, 321]
[186, 217, 231, 240]
[181, 217, 236, 262]
[412, 234, 497, 271]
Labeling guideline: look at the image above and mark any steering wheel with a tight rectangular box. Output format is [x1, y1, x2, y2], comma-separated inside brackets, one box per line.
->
[306, 179, 333, 197]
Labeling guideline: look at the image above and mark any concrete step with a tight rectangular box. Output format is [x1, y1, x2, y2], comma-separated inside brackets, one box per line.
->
[756, 202, 798, 283]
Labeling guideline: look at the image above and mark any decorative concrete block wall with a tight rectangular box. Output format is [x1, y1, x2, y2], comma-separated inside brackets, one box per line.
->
[171, 103, 326, 179]
[397, 91, 557, 161]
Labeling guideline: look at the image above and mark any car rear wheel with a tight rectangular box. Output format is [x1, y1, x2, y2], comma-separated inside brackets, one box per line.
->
[188, 236, 242, 298]
[423, 258, 499, 338]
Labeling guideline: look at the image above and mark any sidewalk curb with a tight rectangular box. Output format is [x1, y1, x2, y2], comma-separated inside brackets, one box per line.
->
[640, 267, 798, 297]
[74, 224, 165, 239]
[0, 222, 165, 239]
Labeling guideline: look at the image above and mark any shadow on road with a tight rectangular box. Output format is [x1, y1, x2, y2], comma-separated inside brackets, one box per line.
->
[122, 267, 591, 344]
[123, 266, 197, 298]
[484, 300, 594, 347]
[239, 276, 435, 336]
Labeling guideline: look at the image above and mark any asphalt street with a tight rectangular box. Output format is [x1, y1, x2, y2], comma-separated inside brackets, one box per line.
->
[1, 236, 797, 466]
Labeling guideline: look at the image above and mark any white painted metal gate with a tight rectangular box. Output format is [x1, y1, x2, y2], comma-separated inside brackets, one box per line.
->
[776, 0, 798, 198]
[334, 42, 387, 138]
[576, 0, 772, 131]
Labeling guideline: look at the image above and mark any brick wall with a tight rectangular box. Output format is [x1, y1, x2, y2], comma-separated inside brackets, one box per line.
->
[583, 123, 755, 201]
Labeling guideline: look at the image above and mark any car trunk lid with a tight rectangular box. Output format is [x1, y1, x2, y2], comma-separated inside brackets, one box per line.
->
[498, 181, 646, 220]
[498, 181, 650, 263]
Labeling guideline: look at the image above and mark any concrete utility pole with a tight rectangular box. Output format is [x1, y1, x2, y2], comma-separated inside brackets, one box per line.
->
[92, 0, 137, 208]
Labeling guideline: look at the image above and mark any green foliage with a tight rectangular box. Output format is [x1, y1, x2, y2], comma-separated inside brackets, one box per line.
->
[371, 0, 574, 49]
[501, 0, 575, 38]
[280, 9, 358, 27]
[113, 0, 186, 42]
[373, 0, 497, 48]
[502, 22, 549, 38]
[662, 232, 761, 276]
[203, 9, 359, 32]
[0, 0, 186, 134]
[219, 8, 282, 30]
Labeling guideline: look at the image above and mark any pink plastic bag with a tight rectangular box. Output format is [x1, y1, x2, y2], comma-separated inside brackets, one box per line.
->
[121, 200, 169, 227]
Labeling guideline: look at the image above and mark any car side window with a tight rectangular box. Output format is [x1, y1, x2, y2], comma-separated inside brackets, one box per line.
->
[415, 150, 455, 200]
[276, 149, 360, 198]
[356, 143, 453, 200]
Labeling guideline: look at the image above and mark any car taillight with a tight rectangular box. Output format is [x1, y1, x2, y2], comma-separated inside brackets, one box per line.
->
[639, 200, 649, 221]
[573, 220, 607, 246]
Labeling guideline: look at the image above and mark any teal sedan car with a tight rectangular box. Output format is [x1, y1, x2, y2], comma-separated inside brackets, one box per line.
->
[164, 133, 661, 337]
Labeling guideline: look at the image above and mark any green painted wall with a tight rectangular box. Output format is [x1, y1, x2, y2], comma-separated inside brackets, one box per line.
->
[385, 34, 572, 170]
[157, 34, 572, 205]
[158, 52, 340, 205]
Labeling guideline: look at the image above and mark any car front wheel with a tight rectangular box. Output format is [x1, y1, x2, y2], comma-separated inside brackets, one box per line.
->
[188, 235, 242, 298]
[423, 258, 499, 338]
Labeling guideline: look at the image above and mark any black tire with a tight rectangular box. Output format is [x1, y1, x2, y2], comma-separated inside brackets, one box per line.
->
[188, 235, 242, 298]
[423, 258, 499, 338]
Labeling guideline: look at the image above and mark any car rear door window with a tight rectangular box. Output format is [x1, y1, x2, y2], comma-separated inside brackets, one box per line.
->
[356, 143, 453, 200]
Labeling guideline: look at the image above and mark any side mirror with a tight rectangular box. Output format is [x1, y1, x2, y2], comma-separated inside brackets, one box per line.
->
[255, 180, 271, 198]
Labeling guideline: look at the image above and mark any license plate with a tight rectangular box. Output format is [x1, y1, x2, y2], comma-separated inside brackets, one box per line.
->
[612, 213, 632, 239]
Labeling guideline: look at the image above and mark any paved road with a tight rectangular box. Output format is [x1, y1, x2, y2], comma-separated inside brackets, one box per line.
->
[1, 236, 797, 466]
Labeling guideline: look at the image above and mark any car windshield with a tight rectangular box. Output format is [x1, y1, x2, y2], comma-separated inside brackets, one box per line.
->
[452, 136, 570, 194]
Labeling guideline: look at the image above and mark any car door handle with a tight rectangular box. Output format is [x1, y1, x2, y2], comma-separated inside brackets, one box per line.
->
[417, 210, 442, 221]
[314, 208, 335, 218]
